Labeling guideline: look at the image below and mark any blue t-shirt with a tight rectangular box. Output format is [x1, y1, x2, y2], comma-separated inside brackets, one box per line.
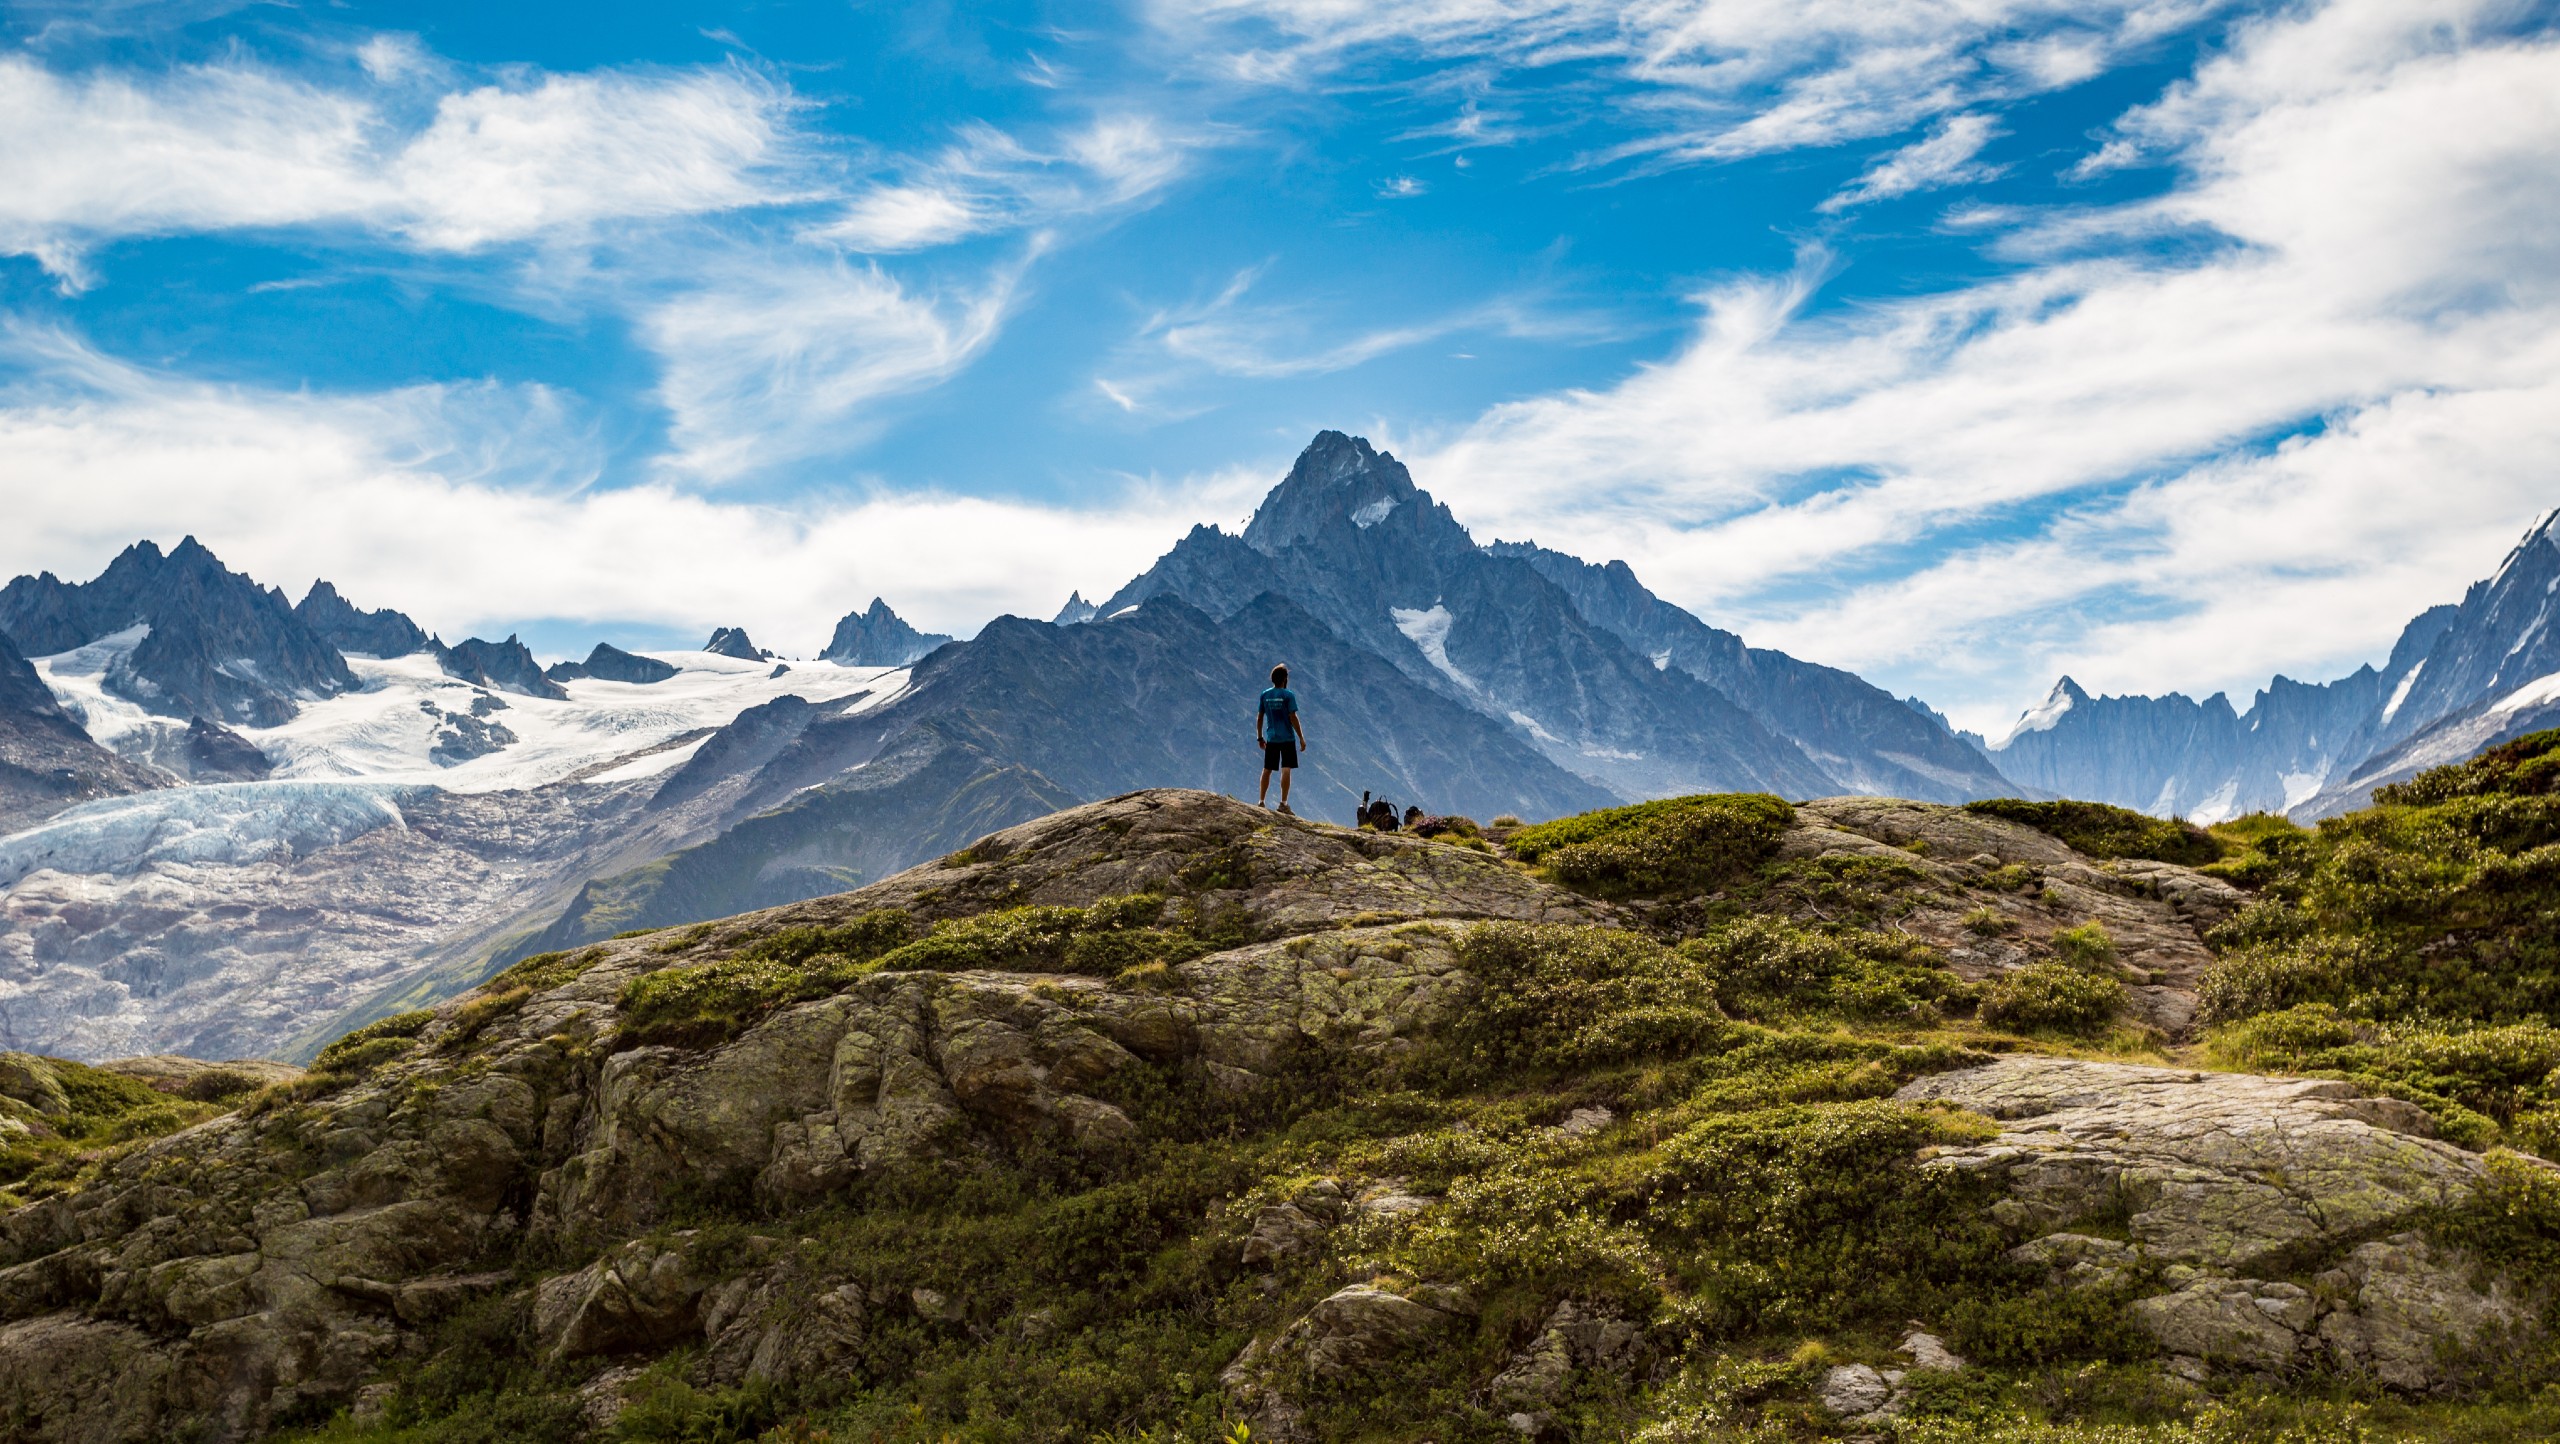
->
[1258, 686, 1299, 744]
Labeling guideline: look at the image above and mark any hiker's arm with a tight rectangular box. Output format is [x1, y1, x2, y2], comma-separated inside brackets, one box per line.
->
[1292, 710, 1306, 747]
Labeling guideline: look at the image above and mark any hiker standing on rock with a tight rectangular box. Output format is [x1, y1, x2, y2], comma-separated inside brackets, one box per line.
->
[1257, 664, 1306, 814]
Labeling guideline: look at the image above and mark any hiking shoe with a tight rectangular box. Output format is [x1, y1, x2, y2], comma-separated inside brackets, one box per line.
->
[1277, 803, 1295, 816]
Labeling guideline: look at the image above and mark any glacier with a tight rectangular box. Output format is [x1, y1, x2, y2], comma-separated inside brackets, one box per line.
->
[0, 781, 417, 888]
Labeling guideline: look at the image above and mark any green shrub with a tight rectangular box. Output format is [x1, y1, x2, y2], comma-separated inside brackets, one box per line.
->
[486, 947, 605, 994]
[873, 894, 1218, 977]
[1451, 922, 1727, 1070]
[620, 909, 917, 1048]
[312, 1010, 435, 1074]
[1508, 794, 1794, 898]
[1678, 916, 1972, 1023]
[1963, 907, 2015, 936]
[1979, 962, 2124, 1036]
[2203, 1004, 2560, 1146]
[1638, 1099, 2008, 1334]
[1964, 798, 2223, 866]
[2048, 921, 2119, 971]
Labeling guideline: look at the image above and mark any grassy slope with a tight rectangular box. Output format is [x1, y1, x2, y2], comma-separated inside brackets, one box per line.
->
[258, 764, 2560, 1444]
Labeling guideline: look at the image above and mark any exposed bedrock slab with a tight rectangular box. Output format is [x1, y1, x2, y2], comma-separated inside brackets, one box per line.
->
[1901, 1056, 2546, 1389]
[1898, 1055, 2480, 1271]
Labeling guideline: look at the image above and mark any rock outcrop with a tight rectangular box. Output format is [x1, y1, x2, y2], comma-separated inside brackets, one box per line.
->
[0, 791, 1604, 1440]
[437, 635, 569, 701]
[1900, 1056, 2545, 1390]
[703, 628, 769, 661]
[292, 582, 427, 659]
[543, 643, 678, 686]
[1786, 797, 2243, 1036]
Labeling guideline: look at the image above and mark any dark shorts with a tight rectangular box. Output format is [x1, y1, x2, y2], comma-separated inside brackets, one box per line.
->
[1263, 740, 1298, 770]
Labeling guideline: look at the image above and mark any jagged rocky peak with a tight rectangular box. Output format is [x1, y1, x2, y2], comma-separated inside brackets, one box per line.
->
[1240, 430, 1450, 557]
[821, 599, 953, 667]
[545, 643, 678, 686]
[0, 536, 354, 727]
[704, 626, 771, 661]
[1052, 591, 1100, 626]
[438, 635, 569, 700]
[294, 580, 428, 658]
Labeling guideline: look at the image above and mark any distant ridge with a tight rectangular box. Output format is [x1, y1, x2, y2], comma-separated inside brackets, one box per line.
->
[822, 599, 952, 666]
[1990, 510, 2560, 820]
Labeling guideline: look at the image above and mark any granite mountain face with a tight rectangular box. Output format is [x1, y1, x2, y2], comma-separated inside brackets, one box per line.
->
[1486, 539, 2015, 802]
[1099, 432, 1855, 801]
[1988, 512, 2560, 821]
[0, 538, 355, 728]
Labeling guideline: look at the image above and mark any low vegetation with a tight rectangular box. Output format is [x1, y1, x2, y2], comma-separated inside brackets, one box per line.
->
[194, 771, 2560, 1441]
[2193, 727, 2560, 1150]
[1964, 799, 2224, 867]
[0, 1052, 253, 1208]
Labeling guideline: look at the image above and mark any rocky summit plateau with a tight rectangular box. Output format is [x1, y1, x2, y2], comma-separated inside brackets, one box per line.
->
[1, 741, 2557, 1441]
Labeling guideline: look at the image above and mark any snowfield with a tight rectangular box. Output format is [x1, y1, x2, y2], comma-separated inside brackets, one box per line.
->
[33, 640, 907, 796]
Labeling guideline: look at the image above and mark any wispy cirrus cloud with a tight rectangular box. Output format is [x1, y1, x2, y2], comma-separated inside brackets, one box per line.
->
[1414, 0, 2560, 729]
[1821, 113, 2004, 210]
[646, 249, 1032, 480]
[0, 53, 804, 286]
[806, 114, 1196, 253]
[1149, 0, 2231, 164]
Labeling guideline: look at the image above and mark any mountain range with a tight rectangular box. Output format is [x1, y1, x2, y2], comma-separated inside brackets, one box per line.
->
[1978, 511, 2560, 820]
[0, 431, 2552, 1061]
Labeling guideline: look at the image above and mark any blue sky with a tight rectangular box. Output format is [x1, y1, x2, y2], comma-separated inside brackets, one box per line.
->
[4, 0, 2559, 732]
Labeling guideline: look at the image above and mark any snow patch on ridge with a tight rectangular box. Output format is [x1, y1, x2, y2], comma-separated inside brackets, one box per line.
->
[2281, 766, 2332, 811]
[1352, 498, 1397, 529]
[1391, 605, 1477, 692]
[2381, 658, 2425, 724]
[1996, 680, 2079, 746]
[2492, 668, 2560, 716]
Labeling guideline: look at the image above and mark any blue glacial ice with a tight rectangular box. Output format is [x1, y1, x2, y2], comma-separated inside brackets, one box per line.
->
[0, 781, 421, 887]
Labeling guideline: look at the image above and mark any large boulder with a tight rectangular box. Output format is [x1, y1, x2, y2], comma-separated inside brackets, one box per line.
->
[1898, 1056, 2480, 1271]
[1900, 1057, 2543, 1392]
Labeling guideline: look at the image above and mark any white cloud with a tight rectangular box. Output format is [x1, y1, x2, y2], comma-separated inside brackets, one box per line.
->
[809, 184, 990, 252]
[0, 327, 1241, 650]
[1153, 0, 2232, 162]
[646, 253, 1028, 480]
[1410, 0, 2560, 728]
[1126, 266, 1610, 385]
[1821, 112, 2003, 210]
[807, 115, 1194, 254]
[0, 53, 800, 281]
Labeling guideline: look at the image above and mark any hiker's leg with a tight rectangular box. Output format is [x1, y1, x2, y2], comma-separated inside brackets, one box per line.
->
[1279, 767, 1292, 804]
[1259, 767, 1273, 803]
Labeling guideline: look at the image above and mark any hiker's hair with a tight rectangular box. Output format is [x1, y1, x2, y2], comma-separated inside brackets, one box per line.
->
[1271, 664, 1289, 686]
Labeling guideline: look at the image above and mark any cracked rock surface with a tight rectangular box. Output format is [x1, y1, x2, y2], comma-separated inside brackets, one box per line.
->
[1899, 1055, 2545, 1390]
